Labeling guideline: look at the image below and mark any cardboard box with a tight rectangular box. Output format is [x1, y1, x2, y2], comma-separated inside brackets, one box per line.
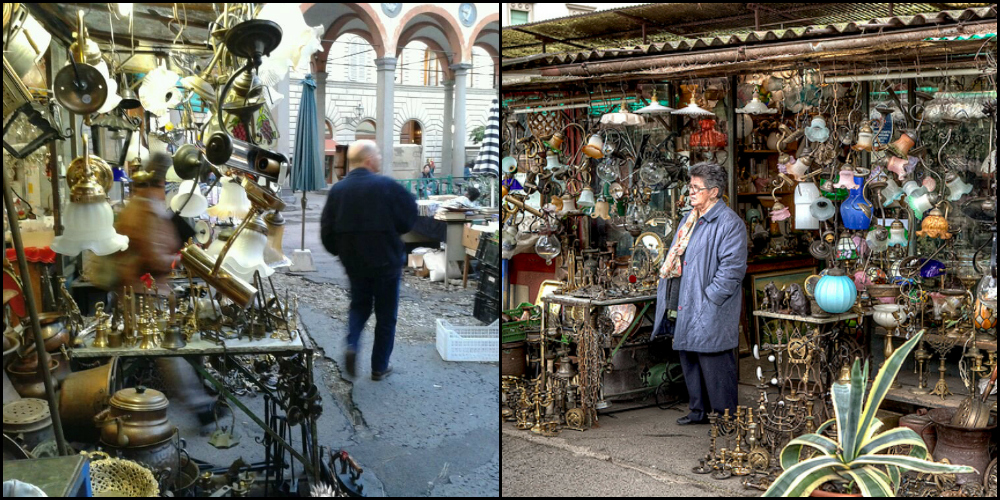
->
[408, 254, 425, 269]
[463, 225, 482, 251]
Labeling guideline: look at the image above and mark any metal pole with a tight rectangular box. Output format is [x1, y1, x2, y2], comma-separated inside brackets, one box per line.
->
[727, 75, 738, 209]
[3, 167, 70, 456]
[301, 192, 307, 251]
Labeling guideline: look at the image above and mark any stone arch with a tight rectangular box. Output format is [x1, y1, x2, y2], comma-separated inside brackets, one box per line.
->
[397, 36, 454, 82]
[393, 5, 465, 65]
[465, 13, 500, 62]
[302, 3, 389, 61]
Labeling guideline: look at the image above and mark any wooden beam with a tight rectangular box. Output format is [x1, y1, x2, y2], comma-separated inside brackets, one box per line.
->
[512, 27, 593, 51]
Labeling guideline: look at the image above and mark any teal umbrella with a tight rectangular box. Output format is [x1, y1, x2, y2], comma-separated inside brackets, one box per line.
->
[290, 74, 325, 260]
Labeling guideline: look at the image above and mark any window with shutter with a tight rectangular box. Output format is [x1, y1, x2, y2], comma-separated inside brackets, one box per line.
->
[510, 10, 529, 25]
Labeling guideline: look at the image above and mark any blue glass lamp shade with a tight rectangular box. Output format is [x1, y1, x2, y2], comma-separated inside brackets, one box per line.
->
[810, 198, 836, 221]
[840, 177, 872, 230]
[503, 178, 523, 191]
[815, 267, 858, 314]
[919, 259, 946, 279]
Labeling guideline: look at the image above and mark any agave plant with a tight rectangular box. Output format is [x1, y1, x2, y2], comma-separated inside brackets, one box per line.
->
[763, 330, 974, 497]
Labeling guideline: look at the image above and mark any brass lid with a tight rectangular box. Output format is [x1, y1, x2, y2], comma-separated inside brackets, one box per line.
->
[3, 399, 52, 432]
[110, 386, 169, 412]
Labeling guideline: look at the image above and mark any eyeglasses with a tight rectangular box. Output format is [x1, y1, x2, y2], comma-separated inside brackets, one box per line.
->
[687, 184, 711, 195]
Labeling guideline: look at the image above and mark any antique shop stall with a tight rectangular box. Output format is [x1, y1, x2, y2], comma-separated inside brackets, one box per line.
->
[501, 3, 996, 497]
[3, 3, 364, 496]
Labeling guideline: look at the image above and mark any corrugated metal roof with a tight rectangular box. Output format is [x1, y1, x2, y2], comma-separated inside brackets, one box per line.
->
[503, 3, 997, 66]
[502, 4, 997, 70]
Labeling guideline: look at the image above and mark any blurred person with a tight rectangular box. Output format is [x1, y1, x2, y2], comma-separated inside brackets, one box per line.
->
[321, 140, 418, 381]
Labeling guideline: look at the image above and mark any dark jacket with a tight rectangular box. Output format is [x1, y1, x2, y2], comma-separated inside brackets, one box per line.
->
[321, 169, 418, 277]
[650, 201, 748, 353]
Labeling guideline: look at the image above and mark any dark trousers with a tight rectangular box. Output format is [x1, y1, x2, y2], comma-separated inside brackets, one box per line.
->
[346, 272, 401, 372]
[677, 349, 738, 421]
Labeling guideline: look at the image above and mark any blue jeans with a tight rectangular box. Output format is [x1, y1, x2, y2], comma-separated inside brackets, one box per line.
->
[346, 272, 401, 372]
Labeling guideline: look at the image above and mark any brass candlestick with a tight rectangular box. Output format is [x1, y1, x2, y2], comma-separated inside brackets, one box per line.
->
[883, 330, 900, 390]
[913, 340, 932, 393]
[929, 356, 953, 399]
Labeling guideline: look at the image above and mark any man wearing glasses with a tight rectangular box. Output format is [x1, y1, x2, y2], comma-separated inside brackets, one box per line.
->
[651, 162, 748, 425]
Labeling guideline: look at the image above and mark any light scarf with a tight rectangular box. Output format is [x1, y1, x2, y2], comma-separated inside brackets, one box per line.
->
[659, 209, 700, 279]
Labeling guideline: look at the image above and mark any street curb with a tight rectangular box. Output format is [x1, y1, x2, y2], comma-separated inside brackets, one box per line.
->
[501, 427, 757, 497]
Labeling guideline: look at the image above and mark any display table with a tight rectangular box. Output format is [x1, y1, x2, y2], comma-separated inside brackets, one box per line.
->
[2, 455, 91, 497]
[67, 330, 320, 491]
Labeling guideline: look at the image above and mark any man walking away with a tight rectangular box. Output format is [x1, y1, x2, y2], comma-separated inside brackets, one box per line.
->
[321, 140, 418, 381]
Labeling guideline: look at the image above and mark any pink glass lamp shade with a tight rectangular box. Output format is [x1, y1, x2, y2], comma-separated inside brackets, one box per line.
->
[885, 156, 916, 181]
[833, 170, 860, 190]
[207, 177, 252, 220]
[769, 201, 791, 222]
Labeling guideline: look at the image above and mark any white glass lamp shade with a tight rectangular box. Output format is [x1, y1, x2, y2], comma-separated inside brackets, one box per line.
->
[671, 98, 715, 117]
[139, 64, 182, 118]
[902, 180, 922, 197]
[170, 180, 209, 217]
[794, 183, 821, 230]
[982, 149, 996, 175]
[124, 131, 148, 166]
[600, 104, 645, 126]
[635, 98, 674, 115]
[787, 157, 811, 181]
[94, 61, 122, 115]
[51, 201, 129, 257]
[207, 177, 252, 220]
[810, 198, 836, 222]
[881, 178, 905, 207]
[945, 173, 973, 201]
[577, 187, 595, 208]
[804, 117, 830, 143]
[855, 127, 874, 151]
[735, 94, 776, 115]
[887, 222, 908, 248]
[257, 3, 323, 88]
[866, 227, 890, 253]
[222, 223, 274, 283]
[582, 134, 605, 159]
[501, 157, 518, 174]
[545, 153, 563, 171]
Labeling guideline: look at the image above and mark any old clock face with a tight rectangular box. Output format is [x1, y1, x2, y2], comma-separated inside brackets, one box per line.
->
[459, 3, 477, 27]
[381, 3, 402, 17]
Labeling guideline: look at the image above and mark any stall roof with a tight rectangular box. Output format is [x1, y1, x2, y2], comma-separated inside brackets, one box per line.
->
[502, 3, 997, 68]
[25, 3, 216, 48]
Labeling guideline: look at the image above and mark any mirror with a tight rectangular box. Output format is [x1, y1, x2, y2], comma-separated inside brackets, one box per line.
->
[635, 232, 666, 267]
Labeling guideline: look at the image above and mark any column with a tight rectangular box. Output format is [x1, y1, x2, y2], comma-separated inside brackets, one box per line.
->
[441, 79, 455, 177]
[315, 70, 334, 183]
[450, 63, 472, 178]
[375, 57, 398, 177]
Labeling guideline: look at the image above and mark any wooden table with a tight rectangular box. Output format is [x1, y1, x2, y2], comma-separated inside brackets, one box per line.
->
[69, 330, 306, 358]
[2, 455, 91, 497]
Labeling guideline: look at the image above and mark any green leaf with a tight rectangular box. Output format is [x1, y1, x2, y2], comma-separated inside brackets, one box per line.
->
[853, 455, 977, 475]
[762, 456, 848, 497]
[780, 434, 841, 470]
[815, 418, 837, 436]
[854, 331, 924, 455]
[844, 467, 894, 497]
[834, 358, 865, 461]
[857, 427, 928, 459]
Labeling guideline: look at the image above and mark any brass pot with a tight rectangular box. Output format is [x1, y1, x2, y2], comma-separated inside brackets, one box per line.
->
[95, 386, 176, 448]
[929, 407, 996, 485]
[27, 313, 71, 353]
[5, 358, 60, 399]
[59, 357, 120, 441]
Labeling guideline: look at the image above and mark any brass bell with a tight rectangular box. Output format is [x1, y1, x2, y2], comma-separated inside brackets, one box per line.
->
[553, 356, 577, 380]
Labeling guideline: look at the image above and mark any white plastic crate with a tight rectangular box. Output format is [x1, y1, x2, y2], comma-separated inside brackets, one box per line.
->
[436, 319, 500, 362]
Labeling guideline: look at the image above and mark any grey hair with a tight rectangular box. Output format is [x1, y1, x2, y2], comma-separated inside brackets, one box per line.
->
[689, 162, 728, 200]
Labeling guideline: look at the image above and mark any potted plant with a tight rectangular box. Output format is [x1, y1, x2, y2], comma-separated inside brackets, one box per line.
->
[763, 330, 974, 497]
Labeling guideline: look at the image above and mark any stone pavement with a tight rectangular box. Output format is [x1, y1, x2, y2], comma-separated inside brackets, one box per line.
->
[174, 191, 499, 497]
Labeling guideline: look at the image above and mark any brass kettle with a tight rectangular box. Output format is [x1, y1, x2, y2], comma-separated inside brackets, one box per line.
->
[95, 386, 175, 448]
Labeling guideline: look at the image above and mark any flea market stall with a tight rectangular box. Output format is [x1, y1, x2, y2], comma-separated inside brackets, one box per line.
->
[500, 3, 997, 497]
[3, 3, 364, 496]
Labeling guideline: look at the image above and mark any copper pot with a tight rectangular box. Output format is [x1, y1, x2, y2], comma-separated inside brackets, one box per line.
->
[59, 357, 120, 441]
[95, 386, 176, 448]
[24, 313, 71, 353]
[929, 407, 996, 485]
[899, 411, 936, 456]
[102, 431, 182, 487]
[5, 358, 60, 399]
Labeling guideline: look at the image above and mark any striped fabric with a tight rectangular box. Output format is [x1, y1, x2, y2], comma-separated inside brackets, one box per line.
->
[472, 98, 501, 176]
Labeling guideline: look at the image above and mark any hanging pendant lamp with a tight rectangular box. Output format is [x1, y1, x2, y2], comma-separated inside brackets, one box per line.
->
[635, 91, 675, 115]
[671, 94, 715, 117]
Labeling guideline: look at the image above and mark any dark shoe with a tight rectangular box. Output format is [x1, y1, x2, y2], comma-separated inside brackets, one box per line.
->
[676, 415, 709, 426]
[371, 365, 394, 381]
[344, 351, 357, 379]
